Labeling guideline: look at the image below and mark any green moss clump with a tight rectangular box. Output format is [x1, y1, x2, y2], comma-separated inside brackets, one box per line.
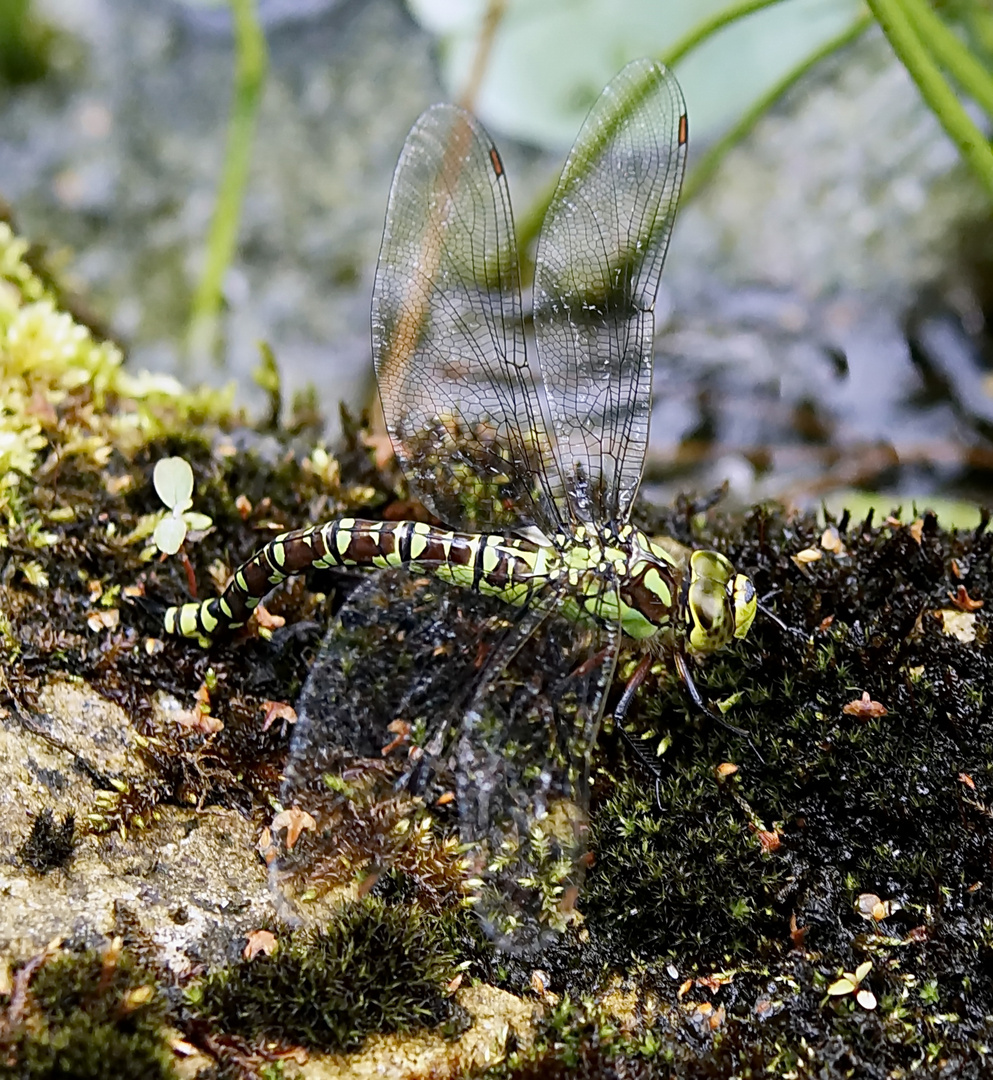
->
[2, 945, 177, 1080]
[0, 219, 235, 520]
[583, 765, 787, 962]
[9, 1009, 176, 1080]
[194, 899, 466, 1052]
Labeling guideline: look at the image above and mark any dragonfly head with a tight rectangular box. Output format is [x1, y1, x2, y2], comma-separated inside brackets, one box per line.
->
[684, 550, 757, 655]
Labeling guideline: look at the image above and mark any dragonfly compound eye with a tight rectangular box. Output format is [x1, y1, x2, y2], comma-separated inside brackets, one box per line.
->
[686, 549, 737, 654]
[732, 573, 758, 639]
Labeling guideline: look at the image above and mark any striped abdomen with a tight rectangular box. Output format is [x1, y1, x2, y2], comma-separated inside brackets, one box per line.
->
[163, 518, 547, 642]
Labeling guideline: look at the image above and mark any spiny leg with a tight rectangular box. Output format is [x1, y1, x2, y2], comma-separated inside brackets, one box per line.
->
[674, 652, 763, 763]
[610, 654, 668, 804]
[756, 588, 806, 638]
[613, 651, 763, 802]
[612, 653, 653, 729]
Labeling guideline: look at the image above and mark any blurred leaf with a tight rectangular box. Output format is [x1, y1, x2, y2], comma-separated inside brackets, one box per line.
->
[153, 515, 188, 556]
[410, 0, 863, 147]
[153, 457, 194, 512]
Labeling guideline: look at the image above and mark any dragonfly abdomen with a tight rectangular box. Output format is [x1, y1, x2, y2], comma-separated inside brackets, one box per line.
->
[162, 517, 548, 642]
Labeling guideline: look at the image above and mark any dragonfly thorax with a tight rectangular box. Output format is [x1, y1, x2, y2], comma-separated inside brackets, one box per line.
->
[541, 524, 756, 651]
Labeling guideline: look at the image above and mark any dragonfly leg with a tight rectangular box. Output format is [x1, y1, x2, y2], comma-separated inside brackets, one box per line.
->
[613, 653, 653, 729]
[675, 651, 764, 763]
[610, 654, 667, 803]
[757, 588, 806, 639]
[570, 644, 614, 680]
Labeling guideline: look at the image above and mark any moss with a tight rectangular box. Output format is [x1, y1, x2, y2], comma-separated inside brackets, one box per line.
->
[193, 899, 468, 1052]
[475, 960, 991, 1079]
[487, 502, 993, 1074]
[1, 945, 177, 1080]
[15, 808, 76, 873]
[7, 1010, 175, 1080]
[0, 219, 362, 839]
[581, 764, 787, 962]
[0, 219, 236, 537]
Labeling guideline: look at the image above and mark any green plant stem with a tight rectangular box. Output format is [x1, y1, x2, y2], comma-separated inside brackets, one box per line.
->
[681, 14, 873, 205]
[865, 0, 993, 202]
[898, 0, 993, 122]
[186, 0, 269, 358]
[515, 0, 862, 258]
[0, 0, 52, 85]
[664, 0, 792, 67]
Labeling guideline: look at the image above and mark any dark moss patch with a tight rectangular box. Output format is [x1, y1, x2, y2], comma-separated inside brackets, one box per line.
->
[16, 808, 76, 873]
[193, 899, 467, 1053]
[582, 765, 787, 961]
[477, 960, 992, 1080]
[492, 502, 993, 1073]
[0, 945, 177, 1080]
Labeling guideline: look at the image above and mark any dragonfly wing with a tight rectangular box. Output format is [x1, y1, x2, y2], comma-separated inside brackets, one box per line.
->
[373, 104, 565, 534]
[456, 591, 621, 952]
[268, 568, 558, 925]
[533, 58, 687, 525]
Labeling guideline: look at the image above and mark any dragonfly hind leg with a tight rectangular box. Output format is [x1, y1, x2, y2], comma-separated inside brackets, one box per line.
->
[610, 654, 668, 800]
[613, 651, 763, 797]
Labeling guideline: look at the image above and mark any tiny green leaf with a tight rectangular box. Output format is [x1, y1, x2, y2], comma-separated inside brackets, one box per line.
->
[153, 457, 194, 512]
[185, 512, 214, 533]
[154, 515, 188, 556]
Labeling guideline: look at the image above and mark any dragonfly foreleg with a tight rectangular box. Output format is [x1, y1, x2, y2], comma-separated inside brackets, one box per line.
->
[675, 652, 763, 763]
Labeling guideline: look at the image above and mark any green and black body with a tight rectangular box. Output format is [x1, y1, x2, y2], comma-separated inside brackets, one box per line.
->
[165, 517, 754, 654]
[162, 59, 756, 951]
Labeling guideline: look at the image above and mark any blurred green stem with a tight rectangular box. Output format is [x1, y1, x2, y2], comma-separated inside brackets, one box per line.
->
[897, 0, 993, 121]
[186, 0, 269, 359]
[866, 0, 993, 201]
[681, 13, 873, 204]
[0, 0, 51, 85]
[665, 0, 791, 67]
[516, 0, 863, 258]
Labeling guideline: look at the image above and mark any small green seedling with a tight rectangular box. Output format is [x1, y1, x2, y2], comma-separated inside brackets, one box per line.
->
[827, 960, 876, 1010]
[152, 457, 212, 555]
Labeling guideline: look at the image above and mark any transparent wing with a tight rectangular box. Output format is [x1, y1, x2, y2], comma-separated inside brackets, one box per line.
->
[268, 570, 517, 920]
[268, 568, 618, 953]
[533, 58, 687, 525]
[268, 569, 553, 923]
[372, 105, 565, 534]
[456, 590, 620, 952]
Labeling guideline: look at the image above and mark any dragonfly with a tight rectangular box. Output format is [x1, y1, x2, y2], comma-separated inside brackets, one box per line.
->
[163, 59, 757, 951]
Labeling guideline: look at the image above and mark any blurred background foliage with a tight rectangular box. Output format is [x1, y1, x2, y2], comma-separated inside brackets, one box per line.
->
[0, 0, 992, 517]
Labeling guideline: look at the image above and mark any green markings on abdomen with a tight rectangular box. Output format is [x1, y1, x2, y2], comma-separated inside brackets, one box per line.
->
[162, 519, 547, 642]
